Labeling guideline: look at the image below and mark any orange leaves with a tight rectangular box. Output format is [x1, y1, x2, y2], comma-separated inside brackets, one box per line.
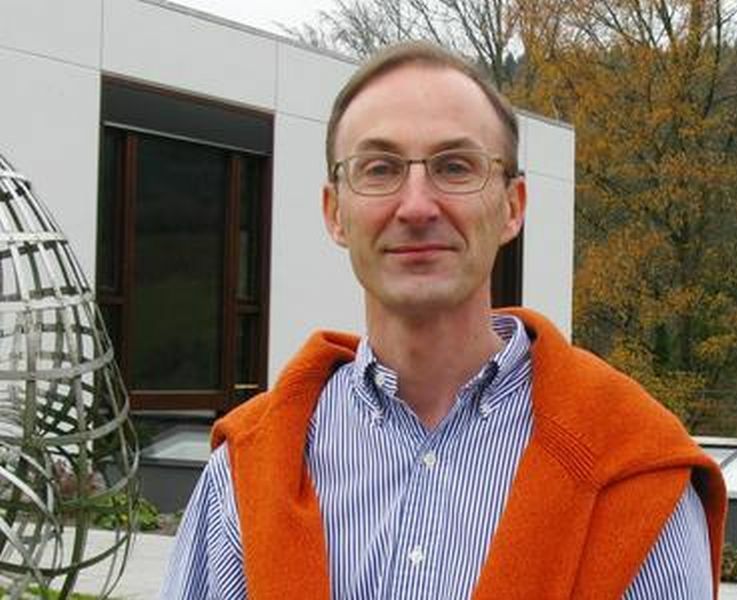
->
[696, 334, 737, 368]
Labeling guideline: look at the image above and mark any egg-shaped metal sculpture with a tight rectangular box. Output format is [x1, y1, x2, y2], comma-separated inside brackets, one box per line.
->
[0, 153, 139, 599]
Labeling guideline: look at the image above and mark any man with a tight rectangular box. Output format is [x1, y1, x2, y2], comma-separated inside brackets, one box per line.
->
[163, 42, 725, 599]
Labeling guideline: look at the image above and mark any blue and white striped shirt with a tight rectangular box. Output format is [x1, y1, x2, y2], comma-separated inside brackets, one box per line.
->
[163, 314, 712, 599]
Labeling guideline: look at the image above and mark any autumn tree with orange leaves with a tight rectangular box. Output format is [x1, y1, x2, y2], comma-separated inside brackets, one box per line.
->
[290, 0, 737, 433]
[516, 0, 737, 431]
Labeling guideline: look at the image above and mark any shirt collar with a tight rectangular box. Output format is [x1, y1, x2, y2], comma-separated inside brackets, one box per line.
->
[477, 313, 531, 416]
[351, 313, 531, 418]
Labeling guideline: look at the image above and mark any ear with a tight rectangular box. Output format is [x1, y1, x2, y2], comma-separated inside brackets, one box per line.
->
[499, 177, 527, 245]
[322, 183, 347, 247]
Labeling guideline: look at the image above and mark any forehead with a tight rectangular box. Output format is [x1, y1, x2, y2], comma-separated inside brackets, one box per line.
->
[334, 64, 503, 157]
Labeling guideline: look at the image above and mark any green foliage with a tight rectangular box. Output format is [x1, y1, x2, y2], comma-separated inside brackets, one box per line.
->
[92, 492, 160, 532]
[723, 544, 737, 582]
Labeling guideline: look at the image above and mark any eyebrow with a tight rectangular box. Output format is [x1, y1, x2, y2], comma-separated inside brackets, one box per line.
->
[352, 138, 402, 154]
[431, 137, 486, 153]
[351, 136, 486, 155]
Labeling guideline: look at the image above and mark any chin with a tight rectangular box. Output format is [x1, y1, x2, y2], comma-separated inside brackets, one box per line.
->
[376, 283, 471, 316]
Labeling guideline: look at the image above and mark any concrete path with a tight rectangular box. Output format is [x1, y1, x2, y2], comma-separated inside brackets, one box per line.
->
[50, 529, 174, 599]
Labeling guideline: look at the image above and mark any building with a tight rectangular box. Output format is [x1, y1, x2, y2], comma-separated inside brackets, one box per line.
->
[1, 0, 574, 508]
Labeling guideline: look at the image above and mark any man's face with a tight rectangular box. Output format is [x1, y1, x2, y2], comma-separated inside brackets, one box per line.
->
[323, 64, 525, 319]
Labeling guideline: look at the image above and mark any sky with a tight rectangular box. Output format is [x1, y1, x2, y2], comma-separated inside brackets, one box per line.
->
[173, 0, 337, 36]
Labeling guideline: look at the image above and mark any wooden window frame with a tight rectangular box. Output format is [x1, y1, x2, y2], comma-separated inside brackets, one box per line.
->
[97, 81, 272, 413]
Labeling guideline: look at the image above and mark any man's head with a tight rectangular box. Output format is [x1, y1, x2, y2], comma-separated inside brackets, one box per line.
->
[322, 41, 526, 320]
[326, 41, 520, 179]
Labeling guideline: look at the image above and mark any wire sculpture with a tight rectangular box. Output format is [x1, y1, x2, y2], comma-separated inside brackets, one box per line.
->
[0, 153, 139, 598]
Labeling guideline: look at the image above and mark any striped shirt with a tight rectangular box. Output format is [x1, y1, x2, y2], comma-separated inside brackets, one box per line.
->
[162, 314, 712, 599]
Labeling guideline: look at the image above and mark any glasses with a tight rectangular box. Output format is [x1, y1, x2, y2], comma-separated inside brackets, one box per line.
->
[331, 149, 513, 196]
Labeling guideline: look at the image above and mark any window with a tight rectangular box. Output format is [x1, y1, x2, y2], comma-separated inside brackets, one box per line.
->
[97, 80, 272, 411]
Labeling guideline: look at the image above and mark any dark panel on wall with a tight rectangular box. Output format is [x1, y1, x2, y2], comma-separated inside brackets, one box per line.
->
[491, 227, 523, 308]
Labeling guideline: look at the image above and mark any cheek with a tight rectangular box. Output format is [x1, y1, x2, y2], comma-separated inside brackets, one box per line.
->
[344, 203, 394, 244]
[463, 199, 508, 266]
[481, 193, 508, 237]
[451, 200, 503, 248]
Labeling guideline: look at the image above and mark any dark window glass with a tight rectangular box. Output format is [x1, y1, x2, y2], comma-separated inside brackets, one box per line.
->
[98, 129, 122, 293]
[238, 158, 263, 301]
[100, 304, 121, 357]
[234, 314, 258, 385]
[132, 134, 226, 389]
[491, 229, 523, 307]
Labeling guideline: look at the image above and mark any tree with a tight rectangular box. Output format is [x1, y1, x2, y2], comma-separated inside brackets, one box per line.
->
[283, 0, 522, 90]
[533, 1, 737, 431]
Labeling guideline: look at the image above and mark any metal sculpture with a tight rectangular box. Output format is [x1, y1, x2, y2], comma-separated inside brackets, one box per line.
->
[0, 153, 139, 598]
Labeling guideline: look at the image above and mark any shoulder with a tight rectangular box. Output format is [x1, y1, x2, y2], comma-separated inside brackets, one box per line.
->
[500, 307, 701, 471]
[212, 330, 360, 444]
[551, 344, 692, 464]
[211, 392, 273, 450]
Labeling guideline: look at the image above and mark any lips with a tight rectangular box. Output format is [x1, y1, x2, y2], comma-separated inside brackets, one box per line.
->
[386, 243, 454, 255]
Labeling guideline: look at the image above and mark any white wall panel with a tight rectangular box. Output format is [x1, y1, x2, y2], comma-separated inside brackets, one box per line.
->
[0, 47, 100, 281]
[0, 0, 101, 68]
[516, 113, 528, 174]
[522, 173, 575, 338]
[276, 43, 355, 121]
[102, 0, 277, 110]
[269, 114, 363, 383]
[524, 116, 575, 182]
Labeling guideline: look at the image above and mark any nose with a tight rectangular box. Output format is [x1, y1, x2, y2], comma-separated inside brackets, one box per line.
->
[394, 163, 441, 225]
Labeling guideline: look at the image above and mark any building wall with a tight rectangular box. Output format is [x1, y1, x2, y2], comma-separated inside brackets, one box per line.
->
[518, 113, 576, 338]
[1, 0, 575, 388]
[269, 44, 360, 382]
[0, 0, 102, 280]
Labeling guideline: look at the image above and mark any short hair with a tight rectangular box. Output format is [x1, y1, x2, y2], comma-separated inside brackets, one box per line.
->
[325, 40, 519, 179]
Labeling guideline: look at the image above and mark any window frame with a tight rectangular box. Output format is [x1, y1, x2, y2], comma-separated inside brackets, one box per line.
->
[97, 79, 273, 412]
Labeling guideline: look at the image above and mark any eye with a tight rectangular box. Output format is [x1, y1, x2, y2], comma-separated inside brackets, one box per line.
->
[352, 155, 402, 181]
[431, 153, 476, 180]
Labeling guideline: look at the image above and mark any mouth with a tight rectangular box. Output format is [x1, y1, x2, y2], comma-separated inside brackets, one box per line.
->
[384, 243, 456, 266]
[386, 243, 454, 256]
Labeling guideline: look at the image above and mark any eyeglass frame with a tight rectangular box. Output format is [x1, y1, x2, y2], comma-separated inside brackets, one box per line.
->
[330, 149, 521, 197]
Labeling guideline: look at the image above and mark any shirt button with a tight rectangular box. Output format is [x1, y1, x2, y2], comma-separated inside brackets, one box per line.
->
[422, 451, 437, 469]
[374, 371, 386, 387]
[408, 545, 425, 565]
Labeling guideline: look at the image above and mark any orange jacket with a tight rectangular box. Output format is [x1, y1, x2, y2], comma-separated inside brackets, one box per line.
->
[212, 308, 726, 599]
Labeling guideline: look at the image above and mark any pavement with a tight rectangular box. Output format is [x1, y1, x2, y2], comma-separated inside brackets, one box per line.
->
[50, 529, 175, 599]
[41, 529, 737, 599]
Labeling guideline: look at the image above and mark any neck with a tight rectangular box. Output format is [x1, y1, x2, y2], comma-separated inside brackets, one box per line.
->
[366, 295, 504, 429]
